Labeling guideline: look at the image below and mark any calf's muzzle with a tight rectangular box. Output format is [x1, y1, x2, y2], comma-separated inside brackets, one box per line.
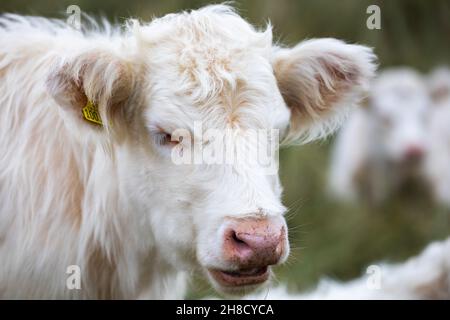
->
[223, 216, 286, 269]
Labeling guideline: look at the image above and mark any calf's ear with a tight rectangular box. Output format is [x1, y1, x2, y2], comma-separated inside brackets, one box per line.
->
[46, 50, 136, 138]
[272, 38, 377, 143]
[428, 67, 450, 104]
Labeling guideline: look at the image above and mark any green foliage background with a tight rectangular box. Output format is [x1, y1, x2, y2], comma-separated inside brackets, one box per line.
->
[2, 0, 449, 297]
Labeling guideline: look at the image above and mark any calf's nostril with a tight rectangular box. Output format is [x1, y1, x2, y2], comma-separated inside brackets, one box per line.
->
[225, 229, 254, 262]
[232, 231, 246, 245]
[230, 231, 254, 254]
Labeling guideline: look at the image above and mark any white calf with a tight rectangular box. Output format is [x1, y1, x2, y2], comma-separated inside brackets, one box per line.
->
[329, 68, 431, 203]
[250, 236, 450, 299]
[0, 5, 375, 298]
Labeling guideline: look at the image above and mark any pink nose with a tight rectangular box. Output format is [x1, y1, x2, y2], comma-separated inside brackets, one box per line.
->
[223, 217, 286, 269]
[404, 145, 424, 161]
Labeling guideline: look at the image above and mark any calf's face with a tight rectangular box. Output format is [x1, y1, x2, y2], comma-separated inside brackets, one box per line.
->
[47, 7, 375, 294]
[369, 69, 431, 166]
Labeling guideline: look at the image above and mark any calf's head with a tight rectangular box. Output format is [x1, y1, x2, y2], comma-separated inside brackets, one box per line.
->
[367, 68, 431, 166]
[46, 6, 375, 294]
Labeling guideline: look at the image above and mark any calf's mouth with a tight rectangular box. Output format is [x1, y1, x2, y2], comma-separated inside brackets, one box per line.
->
[208, 266, 270, 287]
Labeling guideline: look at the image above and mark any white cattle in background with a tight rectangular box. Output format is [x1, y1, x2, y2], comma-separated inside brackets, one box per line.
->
[329, 68, 431, 204]
[249, 236, 450, 299]
[0, 5, 376, 298]
[425, 66, 450, 207]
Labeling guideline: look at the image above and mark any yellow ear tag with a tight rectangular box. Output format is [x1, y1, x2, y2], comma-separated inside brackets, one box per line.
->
[82, 101, 103, 126]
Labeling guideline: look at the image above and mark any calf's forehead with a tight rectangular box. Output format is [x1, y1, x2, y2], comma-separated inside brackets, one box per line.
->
[135, 6, 289, 131]
[371, 71, 429, 117]
[145, 46, 286, 131]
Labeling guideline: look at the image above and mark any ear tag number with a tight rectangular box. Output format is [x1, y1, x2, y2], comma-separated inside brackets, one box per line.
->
[82, 101, 103, 126]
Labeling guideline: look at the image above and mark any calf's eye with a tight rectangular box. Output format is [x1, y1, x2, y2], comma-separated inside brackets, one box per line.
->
[154, 132, 179, 147]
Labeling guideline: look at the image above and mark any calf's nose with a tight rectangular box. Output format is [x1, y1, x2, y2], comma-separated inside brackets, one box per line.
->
[223, 217, 286, 268]
[404, 144, 425, 162]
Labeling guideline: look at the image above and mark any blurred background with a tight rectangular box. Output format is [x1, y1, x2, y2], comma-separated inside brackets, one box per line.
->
[2, 0, 449, 298]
